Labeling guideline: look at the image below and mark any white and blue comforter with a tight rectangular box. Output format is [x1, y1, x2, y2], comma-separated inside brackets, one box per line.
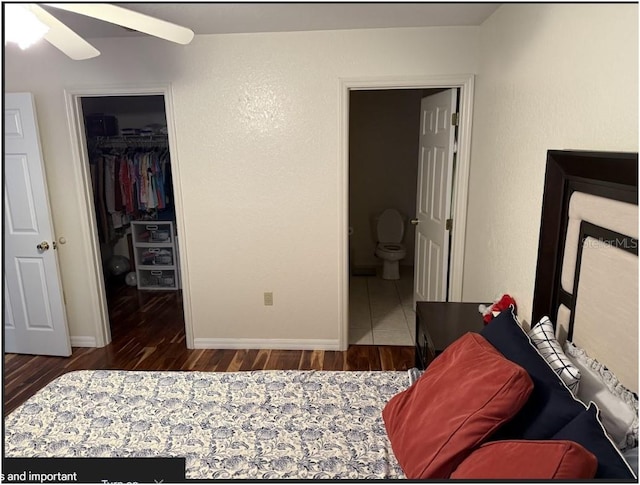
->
[5, 370, 409, 479]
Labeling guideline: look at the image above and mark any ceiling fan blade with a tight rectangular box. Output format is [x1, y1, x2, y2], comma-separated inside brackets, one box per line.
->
[27, 4, 100, 60]
[44, 3, 195, 45]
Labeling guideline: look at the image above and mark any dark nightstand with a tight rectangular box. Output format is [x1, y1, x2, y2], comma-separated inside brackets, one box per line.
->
[415, 302, 486, 369]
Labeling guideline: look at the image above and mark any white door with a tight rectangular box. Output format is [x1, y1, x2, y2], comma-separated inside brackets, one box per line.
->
[4, 93, 71, 356]
[413, 89, 457, 302]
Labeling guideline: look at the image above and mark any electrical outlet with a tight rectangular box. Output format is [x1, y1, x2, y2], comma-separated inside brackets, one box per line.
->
[264, 292, 273, 306]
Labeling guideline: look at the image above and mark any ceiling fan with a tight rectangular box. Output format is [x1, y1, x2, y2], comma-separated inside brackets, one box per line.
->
[5, 3, 195, 60]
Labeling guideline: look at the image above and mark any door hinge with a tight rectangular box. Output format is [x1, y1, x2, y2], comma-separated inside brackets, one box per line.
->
[451, 113, 459, 126]
[446, 218, 453, 231]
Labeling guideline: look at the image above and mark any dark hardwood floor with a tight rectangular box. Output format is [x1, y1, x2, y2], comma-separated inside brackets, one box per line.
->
[4, 283, 415, 416]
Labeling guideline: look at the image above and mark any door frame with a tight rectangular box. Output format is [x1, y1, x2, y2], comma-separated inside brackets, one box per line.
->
[338, 74, 475, 350]
[63, 83, 194, 348]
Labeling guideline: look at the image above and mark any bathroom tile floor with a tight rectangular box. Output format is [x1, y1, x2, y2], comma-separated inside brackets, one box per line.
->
[349, 267, 415, 346]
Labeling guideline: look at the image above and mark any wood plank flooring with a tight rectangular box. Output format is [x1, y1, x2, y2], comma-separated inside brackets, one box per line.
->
[4, 284, 415, 416]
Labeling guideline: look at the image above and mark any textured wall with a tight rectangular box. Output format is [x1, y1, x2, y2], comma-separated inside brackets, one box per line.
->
[464, 3, 638, 323]
[5, 26, 479, 344]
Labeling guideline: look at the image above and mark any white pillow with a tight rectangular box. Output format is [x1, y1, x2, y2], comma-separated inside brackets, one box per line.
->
[528, 316, 581, 392]
[564, 340, 639, 452]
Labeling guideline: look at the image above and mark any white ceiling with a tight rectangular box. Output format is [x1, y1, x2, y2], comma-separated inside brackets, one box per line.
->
[41, 3, 501, 39]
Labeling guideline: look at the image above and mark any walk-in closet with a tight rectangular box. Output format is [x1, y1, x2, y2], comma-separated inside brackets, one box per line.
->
[81, 95, 185, 344]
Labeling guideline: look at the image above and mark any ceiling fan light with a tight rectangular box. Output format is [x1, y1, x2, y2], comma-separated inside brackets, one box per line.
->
[5, 4, 50, 50]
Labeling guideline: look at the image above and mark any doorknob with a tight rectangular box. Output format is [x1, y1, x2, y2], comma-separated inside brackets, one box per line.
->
[36, 241, 50, 251]
[410, 219, 420, 225]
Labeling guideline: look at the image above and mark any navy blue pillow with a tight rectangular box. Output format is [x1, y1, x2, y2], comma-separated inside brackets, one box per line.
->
[552, 403, 635, 479]
[480, 308, 584, 440]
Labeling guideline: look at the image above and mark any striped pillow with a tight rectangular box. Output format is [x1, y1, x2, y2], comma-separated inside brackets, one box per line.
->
[528, 317, 581, 392]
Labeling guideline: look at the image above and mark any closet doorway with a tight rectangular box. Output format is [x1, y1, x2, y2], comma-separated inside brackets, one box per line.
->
[77, 92, 187, 350]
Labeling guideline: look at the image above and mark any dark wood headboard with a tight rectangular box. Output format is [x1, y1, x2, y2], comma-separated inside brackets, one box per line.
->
[532, 150, 638, 329]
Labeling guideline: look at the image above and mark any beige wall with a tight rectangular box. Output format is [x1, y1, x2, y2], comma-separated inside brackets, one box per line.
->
[349, 89, 423, 269]
[5, 26, 479, 345]
[463, 4, 638, 323]
[8, 4, 635, 346]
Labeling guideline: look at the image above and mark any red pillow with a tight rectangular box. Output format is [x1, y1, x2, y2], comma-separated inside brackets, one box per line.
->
[382, 332, 533, 479]
[451, 440, 598, 479]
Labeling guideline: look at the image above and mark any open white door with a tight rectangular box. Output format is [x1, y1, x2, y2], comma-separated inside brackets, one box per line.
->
[413, 89, 457, 302]
[4, 93, 71, 356]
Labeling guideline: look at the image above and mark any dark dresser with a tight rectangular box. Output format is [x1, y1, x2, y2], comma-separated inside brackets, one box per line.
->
[415, 302, 486, 369]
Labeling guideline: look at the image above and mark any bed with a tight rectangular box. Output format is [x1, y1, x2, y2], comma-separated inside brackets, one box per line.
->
[532, 149, 638, 390]
[4, 370, 409, 479]
[4, 150, 638, 480]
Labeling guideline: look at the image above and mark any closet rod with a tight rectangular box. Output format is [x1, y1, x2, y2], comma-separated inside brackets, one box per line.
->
[91, 135, 169, 149]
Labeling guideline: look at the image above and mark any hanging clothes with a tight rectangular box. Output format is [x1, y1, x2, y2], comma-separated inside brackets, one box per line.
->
[89, 143, 173, 244]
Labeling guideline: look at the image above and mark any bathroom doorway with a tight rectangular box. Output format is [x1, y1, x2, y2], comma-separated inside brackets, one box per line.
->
[341, 76, 474, 350]
[348, 89, 426, 346]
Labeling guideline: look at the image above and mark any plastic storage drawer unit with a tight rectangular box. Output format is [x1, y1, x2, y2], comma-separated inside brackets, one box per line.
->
[131, 221, 180, 290]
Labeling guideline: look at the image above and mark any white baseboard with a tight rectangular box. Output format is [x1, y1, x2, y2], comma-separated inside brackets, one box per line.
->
[193, 338, 340, 351]
[70, 336, 97, 347]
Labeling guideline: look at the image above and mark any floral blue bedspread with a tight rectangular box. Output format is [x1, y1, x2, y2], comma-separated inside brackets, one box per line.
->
[5, 370, 409, 479]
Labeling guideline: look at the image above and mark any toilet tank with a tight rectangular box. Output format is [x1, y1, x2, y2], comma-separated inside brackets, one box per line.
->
[376, 209, 404, 243]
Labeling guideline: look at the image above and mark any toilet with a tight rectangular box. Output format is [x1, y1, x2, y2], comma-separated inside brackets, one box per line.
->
[375, 209, 407, 280]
